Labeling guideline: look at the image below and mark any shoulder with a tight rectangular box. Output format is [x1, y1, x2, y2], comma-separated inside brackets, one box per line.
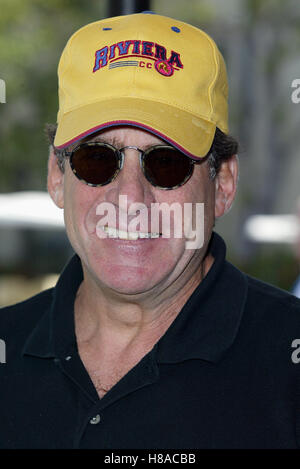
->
[238, 270, 300, 343]
[221, 264, 300, 372]
[0, 288, 54, 336]
[245, 273, 300, 314]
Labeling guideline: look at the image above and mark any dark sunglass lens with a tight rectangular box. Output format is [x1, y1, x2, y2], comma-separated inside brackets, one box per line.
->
[144, 148, 192, 188]
[71, 145, 118, 185]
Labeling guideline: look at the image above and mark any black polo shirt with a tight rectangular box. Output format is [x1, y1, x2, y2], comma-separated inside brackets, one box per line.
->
[1, 232, 300, 449]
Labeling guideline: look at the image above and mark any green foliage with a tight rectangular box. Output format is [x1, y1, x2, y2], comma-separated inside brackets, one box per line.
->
[0, 0, 107, 190]
[152, 0, 214, 25]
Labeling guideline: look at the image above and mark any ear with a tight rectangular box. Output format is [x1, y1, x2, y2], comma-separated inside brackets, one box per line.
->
[214, 155, 238, 218]
[47, 146, 64, 209]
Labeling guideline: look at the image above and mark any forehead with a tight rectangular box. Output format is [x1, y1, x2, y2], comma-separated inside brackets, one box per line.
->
[75, 125, 167, 149]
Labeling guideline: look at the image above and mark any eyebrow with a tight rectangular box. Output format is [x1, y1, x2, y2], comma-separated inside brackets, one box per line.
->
[90, 135, 123, 147]
[79, 135, 166, 150]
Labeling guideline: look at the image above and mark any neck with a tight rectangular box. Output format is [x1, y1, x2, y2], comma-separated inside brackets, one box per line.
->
[74, 250, 214, 352]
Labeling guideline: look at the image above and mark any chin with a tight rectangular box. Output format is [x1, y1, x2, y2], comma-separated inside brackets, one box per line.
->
[93, 263, 166, 295]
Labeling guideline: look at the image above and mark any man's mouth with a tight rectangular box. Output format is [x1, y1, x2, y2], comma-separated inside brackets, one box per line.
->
[102, 226, 162, 240]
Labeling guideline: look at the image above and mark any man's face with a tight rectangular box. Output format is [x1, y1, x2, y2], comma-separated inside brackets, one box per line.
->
[48, 126, 232, 295]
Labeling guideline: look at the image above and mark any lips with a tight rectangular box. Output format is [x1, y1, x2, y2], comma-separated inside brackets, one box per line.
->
[101, 226, 161, 240]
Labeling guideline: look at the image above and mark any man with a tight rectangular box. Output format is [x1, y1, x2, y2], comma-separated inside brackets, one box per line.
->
[1, 12, 300, 449]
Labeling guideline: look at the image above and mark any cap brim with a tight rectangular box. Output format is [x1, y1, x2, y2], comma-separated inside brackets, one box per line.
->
[54, 97, 216, 159]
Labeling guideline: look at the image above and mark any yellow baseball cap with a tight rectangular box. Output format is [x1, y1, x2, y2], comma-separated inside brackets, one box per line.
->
[54, 12, 228, 159]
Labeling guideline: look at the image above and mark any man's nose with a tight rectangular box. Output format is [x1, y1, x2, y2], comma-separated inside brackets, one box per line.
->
[106, 149, 154, 211]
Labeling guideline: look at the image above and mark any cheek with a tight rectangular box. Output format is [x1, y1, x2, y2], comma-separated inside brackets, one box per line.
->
[176, 164, 213, 202]
[178, 169, 215, 241]
[62, 172, 99, 238]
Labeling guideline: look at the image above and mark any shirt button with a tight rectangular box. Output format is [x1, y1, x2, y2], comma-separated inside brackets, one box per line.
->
[90, 414, 101, 425]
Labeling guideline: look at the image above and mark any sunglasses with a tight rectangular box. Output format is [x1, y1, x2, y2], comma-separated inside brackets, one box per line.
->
[63, 142, 202, 190]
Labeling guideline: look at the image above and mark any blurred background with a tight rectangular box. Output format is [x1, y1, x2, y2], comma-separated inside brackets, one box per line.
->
[1, 0, 300, 306]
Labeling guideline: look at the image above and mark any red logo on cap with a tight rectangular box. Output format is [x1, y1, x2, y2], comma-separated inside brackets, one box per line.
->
[93, 41, 183, 75]
[154, 59, 174, 77]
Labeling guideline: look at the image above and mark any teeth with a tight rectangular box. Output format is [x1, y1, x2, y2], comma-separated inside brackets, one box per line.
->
[102, 226, 160, 239]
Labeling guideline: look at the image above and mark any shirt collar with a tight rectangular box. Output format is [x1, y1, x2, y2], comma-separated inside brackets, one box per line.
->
[156, 233, 248, 363]
[22, 254, 83, 359]
[23, 232, 248, 364]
